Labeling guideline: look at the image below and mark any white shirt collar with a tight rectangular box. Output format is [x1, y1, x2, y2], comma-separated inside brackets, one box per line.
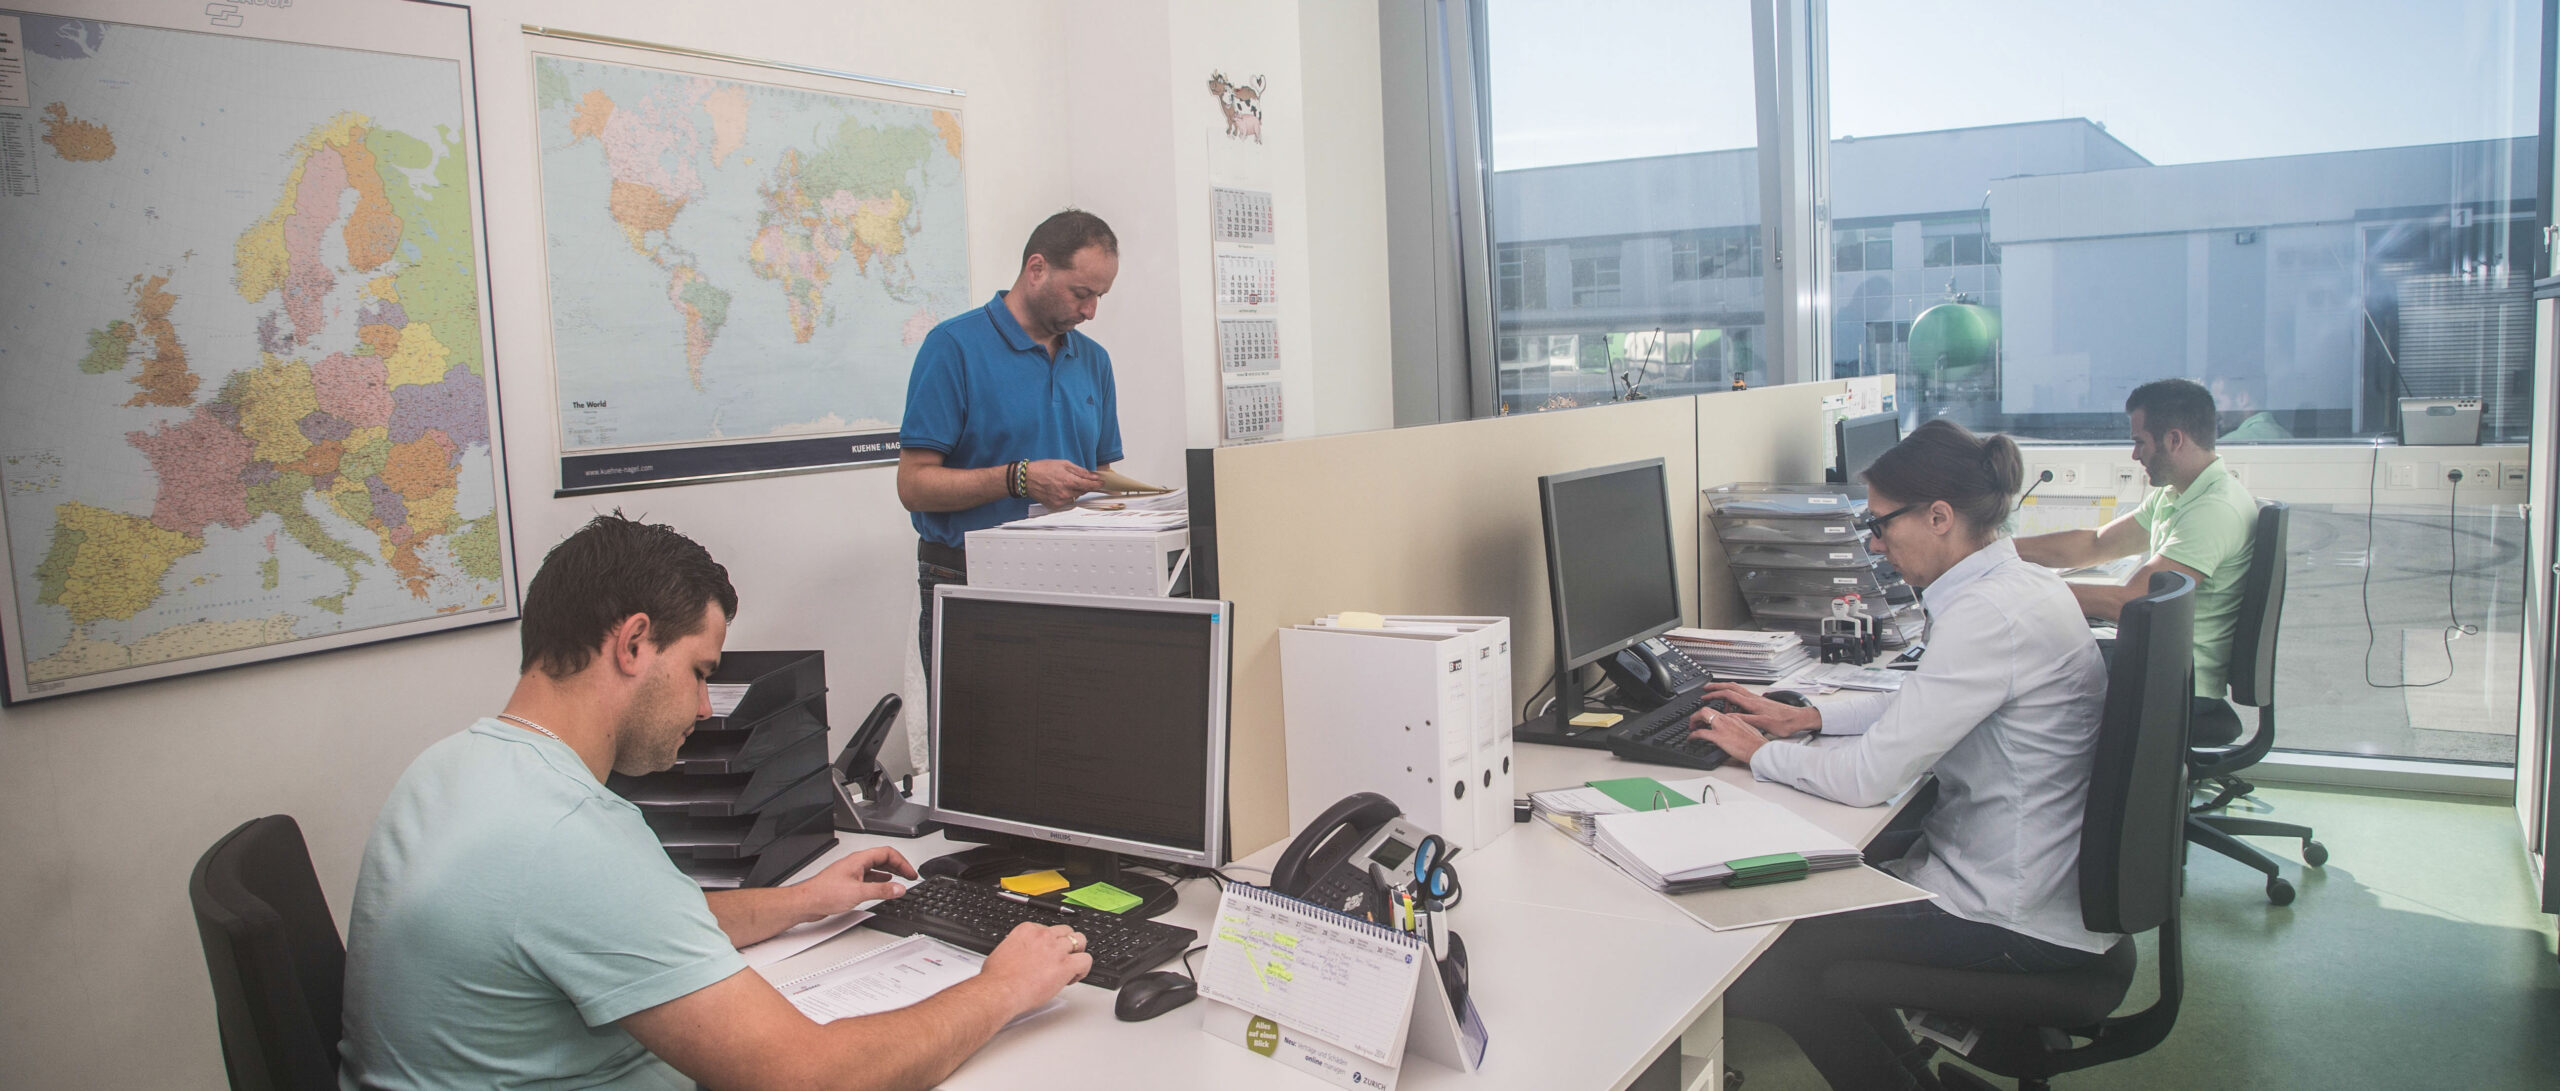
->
[1922, 536, 2017, 603]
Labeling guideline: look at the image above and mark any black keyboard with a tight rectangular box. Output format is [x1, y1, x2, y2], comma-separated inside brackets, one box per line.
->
[1607, 692, 1730, 770]
[858, 876, 1197, 990]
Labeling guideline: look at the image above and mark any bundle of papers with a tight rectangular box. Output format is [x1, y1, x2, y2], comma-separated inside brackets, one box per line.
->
[1527, 775, 1718, 845]
[1009, 487, 1189, 530]
[1665, 627, 1815, 682]
[1790, 661, 1905, 692]
[1589, 788, 1865, 893]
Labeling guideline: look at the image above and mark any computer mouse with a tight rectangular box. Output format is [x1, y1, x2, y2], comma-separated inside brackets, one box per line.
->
[1764, 689, 1812, 708]
[1113, 970, 1198, 1022]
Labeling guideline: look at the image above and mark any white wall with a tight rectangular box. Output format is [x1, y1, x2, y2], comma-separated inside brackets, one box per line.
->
[0, 1, 1389, 1086]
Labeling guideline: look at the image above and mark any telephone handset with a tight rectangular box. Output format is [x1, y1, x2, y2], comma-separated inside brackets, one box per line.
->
[1270, 792, 1435, 921]
[1599, 636, 1711, 709]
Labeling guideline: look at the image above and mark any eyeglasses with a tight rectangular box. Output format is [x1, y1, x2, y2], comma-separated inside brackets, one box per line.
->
[1857, 504, 1920, 537]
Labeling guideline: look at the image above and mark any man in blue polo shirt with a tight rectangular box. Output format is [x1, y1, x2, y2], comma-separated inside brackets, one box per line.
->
[898, 210, 1124, 671]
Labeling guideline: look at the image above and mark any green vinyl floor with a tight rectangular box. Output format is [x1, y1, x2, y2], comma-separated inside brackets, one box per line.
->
[1724, 785, 2560, 1091]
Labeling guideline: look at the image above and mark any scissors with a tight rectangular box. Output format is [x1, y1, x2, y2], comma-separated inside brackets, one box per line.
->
[1413, 834, 1462, 909]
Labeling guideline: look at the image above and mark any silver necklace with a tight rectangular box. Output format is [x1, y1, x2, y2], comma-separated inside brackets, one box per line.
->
[496, 713, 563, 743]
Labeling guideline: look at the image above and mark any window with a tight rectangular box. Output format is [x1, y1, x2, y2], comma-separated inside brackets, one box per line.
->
[1924, 229, 1987, 268]
[1825, 0, 2540, 768]
[1482, 0, 1765, 413]
[1835, 226, 1892, 272]
[1672, 227, 1763, 281]
[1570, 253, 1621, 306]
[1497, 245, 1547, 312]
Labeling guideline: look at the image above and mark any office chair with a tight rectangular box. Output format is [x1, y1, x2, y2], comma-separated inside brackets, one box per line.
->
[2186, 500, 2325, 906]
[189, 815, 345, 1091]
[1821, 571, 2195, 1091]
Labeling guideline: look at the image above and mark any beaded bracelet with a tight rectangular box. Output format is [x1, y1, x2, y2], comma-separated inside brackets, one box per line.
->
[1008, 459, 1031, 500]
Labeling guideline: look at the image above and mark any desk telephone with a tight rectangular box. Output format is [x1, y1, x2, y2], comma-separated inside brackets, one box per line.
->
[1600, 636, 1711, 709]
[1272, 793, 1473, 1010]
[1271, 792, 1437, 920]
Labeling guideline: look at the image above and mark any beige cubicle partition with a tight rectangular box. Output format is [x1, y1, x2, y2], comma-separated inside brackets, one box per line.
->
[1193, 381, 1868, 853]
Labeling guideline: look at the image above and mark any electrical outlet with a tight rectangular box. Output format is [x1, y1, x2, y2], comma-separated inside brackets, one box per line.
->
[2502, 462, 2531, 489]
[2113, 462, 2140, 490]
[2053, 464, 2084, 487]
[2444, 463, 2492, 488]
[2388, 462, 2419, 489]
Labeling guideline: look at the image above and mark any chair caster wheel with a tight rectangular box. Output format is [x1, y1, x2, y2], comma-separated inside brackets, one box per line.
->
[2266, 877, 2295, 906]
[2303, 840, 2328, 867]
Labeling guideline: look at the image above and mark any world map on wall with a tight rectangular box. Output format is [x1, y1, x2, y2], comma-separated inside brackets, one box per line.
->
[532, 54, 969, 462]
[0, 11, 510, 700]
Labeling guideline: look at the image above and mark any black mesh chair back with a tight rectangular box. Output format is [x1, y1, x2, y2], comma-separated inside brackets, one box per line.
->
[2225, 501, 2288, 710]
[2187, 499, 2324, 903]
[2082, 569, 2197, 936]
[189, 815, 345, 1091]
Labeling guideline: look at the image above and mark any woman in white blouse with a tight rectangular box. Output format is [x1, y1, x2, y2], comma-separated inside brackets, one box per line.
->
[1691, 419, 2110, 1091]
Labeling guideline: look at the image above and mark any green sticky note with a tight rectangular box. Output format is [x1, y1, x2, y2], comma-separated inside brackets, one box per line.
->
[1063, 881, 1144, 914]
[1587, 776, 1697, 811]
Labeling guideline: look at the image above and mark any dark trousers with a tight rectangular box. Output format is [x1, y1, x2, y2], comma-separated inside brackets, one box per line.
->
[917, 541, 966, 680]
[1727, 899, 2100, 1091]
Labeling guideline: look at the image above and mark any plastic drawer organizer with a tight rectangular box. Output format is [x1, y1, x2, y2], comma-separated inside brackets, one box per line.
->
[1707, 483, 1917, 648]
[609, 650, 837, 889]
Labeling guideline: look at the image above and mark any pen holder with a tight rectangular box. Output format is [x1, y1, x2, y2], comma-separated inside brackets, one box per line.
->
[1436, 930, 1470, 1010]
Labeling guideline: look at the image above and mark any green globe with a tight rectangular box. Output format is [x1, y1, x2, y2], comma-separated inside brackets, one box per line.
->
[1908, 301, 2000, 383]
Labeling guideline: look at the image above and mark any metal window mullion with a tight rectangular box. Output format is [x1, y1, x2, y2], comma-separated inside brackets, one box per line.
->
[1755, 0, 1830, 387]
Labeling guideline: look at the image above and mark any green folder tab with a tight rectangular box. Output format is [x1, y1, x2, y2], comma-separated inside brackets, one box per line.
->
[1723, 852, 1810, 888]
[1587, 777, 1697, 811]
[1063, 881, 1144, 914]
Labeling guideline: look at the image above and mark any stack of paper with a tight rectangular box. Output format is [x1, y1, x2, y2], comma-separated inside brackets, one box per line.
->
[1590, 788, 1865, 893]
[1004, 488, 1190, 532]
[1527, 776, 1716, 845]
[1665, 627, 1816, 682]
[1791, 661, 1906, 692]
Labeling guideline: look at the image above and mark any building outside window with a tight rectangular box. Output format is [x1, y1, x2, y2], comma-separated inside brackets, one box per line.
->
[1924, 228, 1989, 268]
[1483, 0, 1764, 414]
[1826, 0, 2539, 766]
[1497, 244, 1546, 312]
[1835, 226, 1892, 273]
[1570, 252, 1621, 306]
[1672, 227, 1762, 281]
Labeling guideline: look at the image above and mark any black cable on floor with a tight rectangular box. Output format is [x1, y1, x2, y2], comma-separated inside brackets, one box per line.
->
[2364, 448, 2476, 689]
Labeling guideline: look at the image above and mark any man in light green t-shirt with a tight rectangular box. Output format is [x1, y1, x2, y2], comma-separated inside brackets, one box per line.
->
[340, 514, 1092, 1091]
[2017, 378, 2257, 743]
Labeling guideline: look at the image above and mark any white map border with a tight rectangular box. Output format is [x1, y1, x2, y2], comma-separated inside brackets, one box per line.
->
[521, 28, 969, 494]
[0, 0, 519, 704]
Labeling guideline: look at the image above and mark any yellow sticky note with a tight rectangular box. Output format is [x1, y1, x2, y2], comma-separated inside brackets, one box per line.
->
[999, 870, 1069, 896]
[1569, 711, 1623, 729]
[1338, 611, 1386, 629]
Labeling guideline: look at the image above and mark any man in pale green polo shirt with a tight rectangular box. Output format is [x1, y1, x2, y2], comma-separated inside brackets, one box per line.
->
[2018, 378, 2257, 744]
[339, 514, 1092, 1091]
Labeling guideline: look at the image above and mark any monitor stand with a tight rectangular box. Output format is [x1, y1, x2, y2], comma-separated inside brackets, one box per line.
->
[919, 833, 1182, 919]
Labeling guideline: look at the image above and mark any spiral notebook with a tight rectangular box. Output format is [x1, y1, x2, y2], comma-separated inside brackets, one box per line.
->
[1199, 884, 1426, 1067]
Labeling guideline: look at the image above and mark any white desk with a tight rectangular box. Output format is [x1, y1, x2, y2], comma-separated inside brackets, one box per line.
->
[772, 742, 1918, 1091]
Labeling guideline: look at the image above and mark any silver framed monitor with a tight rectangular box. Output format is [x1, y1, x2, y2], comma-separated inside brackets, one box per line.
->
[928, 586, 1232, 871]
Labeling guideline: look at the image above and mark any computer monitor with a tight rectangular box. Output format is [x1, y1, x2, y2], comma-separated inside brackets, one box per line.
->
[1538, 458, 1685, 720]
[1834, 411, 1902, 484]
[928, 587, 1231, 914]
